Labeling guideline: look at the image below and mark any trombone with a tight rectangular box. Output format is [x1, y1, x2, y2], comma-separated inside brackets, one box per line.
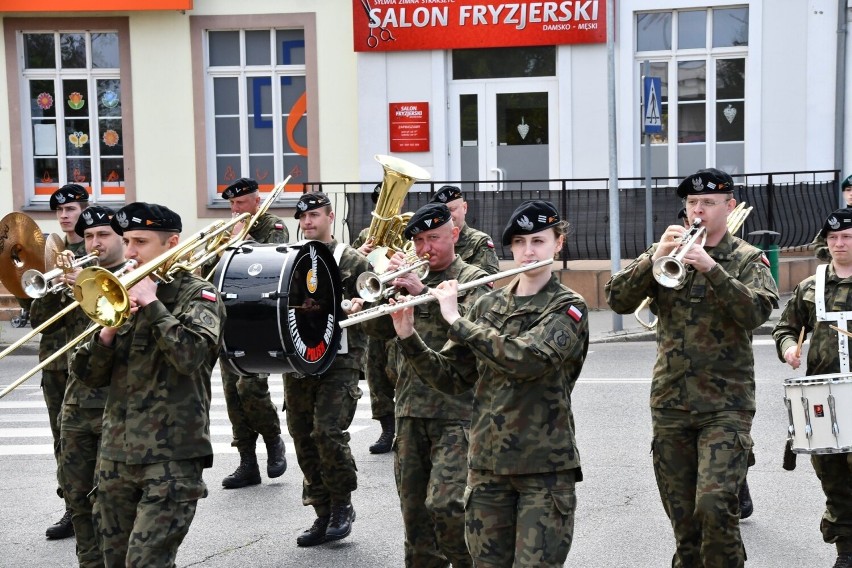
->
[340, 259, 553, 328]
[21, 250, 100, 298]
[634, 202, 754, 330]
[355, 254, 430, 302]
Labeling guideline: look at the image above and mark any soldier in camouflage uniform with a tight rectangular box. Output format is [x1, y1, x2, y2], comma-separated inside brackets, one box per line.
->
[605, 168, 779, 568]
[70, 203, 225, 567]
[773, 207, 852, 568]
[29, 183, 89, 540]
[381, 203, 489, 568]
[391, 200, 587, 567]
[431, 185, 500, 275]
[352, 184, 398, 454]
[215, 178, 289, 489]
[285, 192, 375, 546]
[44, 206, 125, 566]
[812, 174, 852, 262]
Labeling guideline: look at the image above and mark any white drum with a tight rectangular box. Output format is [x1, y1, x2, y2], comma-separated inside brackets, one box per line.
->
[783, 374, 852, 454]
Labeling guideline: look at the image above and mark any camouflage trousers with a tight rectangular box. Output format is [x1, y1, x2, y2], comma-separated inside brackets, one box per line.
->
[221, 365, 281, 453]
[284, 367, 361, 516]
[394, 417, 472, 568]
[366, 336, 395, 420]
[464, 468, 577, 568]
[59, 404, 104, 568]
[811, 453, 852, 553]
[651, 408, 753, 568]
[94, 458, 207, 568]
[42, 369, 68, 485]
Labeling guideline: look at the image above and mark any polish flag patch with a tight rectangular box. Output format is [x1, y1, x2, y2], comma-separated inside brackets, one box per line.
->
[200, 289, 217, 302]
[566, 305, 583, 322]
[274, 223, 284, 230]
[486, 239, 495, 249]
[759, 253, 770, 267]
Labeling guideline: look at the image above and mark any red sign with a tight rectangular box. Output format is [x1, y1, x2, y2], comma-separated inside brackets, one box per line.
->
[389, 102, 430, 153]
[353, 0, 606, 52]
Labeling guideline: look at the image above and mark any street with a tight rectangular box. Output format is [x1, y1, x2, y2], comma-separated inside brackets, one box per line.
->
[0, 338, 837, 567]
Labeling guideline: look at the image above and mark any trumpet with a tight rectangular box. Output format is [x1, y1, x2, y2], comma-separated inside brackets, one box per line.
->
[355, 255, 430, 302]
[21, 250, 100, 298]
[651, 218, 707, 288]
[340, 259, 552, 328]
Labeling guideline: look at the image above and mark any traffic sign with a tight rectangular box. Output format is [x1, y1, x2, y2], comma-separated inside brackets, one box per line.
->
[643, 76, 662, 134]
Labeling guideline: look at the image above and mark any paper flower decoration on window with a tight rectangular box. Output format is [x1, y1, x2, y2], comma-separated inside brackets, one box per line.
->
[68, 92, 85, 110]
[102, 129, 120, 147]
[101, 90, 119, 109]
[36, 92, 54, 110]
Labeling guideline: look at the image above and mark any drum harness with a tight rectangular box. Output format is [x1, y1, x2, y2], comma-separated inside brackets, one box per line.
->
[334, 242, 349, 355]
[815, 263, 850, 372]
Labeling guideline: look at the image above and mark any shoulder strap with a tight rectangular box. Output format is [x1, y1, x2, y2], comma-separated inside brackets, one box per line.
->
[333, 242, 348, 265]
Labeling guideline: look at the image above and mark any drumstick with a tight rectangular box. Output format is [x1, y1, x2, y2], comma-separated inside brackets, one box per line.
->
[829, 325, 852, 339]
[794, 326, 805, 358]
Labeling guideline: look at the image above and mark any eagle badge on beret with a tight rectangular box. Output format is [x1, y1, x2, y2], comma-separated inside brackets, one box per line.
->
[116, 211, 129, 228]
[297, 201, 308, 211]
[56, 193, 67, 204]
[829, 216, 841, 230]
[692, 178, 704, 192]
[81, 210, 93, 225]
[517, 215, 534, 231]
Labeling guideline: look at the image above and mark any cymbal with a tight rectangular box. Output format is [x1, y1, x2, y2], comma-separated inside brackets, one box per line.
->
[44, 233, 65, 274]
[0, 212, 46, 298]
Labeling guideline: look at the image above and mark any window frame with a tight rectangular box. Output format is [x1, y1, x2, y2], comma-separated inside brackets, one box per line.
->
[189, 14, 319, 218]
[4, 17, 136, 217]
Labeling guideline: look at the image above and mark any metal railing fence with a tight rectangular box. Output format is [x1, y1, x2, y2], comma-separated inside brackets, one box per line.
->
[302, 169, 839, 263]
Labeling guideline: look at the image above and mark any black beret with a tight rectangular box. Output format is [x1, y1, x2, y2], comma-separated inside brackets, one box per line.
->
[371, 183, 382, 204]
[111, 202, 182, 235]
[74, 205, 116, 237]
[676, 168, 735, 198]
[403, 203, 452, 240]
[501, 200, 560, 245]
[222, 178, 259, 200]
[842, 174, 852, 190]
[294, 192, 332, 219]
[50, 184, 89, 210]
[820, 208, 852, 238]
[431, 185, 463, 204]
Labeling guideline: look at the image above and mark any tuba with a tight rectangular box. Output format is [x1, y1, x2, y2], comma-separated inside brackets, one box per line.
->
[364, 154, 431, 273]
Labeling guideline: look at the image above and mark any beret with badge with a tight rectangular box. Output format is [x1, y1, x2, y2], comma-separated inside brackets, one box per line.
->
[74, 205, 116, 237]
[221, 178, 259, 201]
[676, 168, 736, 199]
[842, 174, 852, 190]
[431, 185, 463, 204]
[294, 192, 332, 219]
[820, 208, 852, 238]
[111, 202, 182, 235]
[501, 200, 560, 246]
[403, 203, 452, 240]
[50, 183, 89, 211]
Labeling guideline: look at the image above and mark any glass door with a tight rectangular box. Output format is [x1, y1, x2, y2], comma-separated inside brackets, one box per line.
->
[449, 79, 558, 191]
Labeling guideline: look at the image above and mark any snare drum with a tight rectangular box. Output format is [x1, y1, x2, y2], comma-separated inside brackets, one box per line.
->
[783, 373, 852, 454]
[215, 240, 342, 376]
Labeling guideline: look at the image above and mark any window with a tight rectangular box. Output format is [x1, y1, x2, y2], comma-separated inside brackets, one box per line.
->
[192, 15, 317, 210]
[637, 7, 748, 178]
[8, 19, 135, 210]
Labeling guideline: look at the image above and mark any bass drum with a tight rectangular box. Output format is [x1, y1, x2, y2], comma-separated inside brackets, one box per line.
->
[215, 240, 342, 376]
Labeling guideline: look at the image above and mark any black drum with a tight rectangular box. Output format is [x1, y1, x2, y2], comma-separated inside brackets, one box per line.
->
[214, 240, 342, 376]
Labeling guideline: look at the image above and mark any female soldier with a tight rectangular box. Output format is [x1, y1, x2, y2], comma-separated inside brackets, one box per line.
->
[390, 200, 589, 567]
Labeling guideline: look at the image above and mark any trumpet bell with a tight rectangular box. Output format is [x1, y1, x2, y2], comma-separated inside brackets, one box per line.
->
[355, 271, 384, 302]
[652, 256, 687, 288]
[21, 269, 50, 298]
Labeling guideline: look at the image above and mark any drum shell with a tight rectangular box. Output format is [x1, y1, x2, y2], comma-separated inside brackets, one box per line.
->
[215, 241, 342, 376]
[783, 373, 852, 454]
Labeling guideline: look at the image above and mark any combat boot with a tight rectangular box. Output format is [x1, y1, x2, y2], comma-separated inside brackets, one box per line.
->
[265, 436, 287, 478]
[222, 450, 261, 489]
[325, 502, 355, 541]
[45, 509, 74, 540]
[833, 553, 852, 568]
[738, 478, 753, 519]
[296, 515, 329, 547]
[369, 415, 394, 454]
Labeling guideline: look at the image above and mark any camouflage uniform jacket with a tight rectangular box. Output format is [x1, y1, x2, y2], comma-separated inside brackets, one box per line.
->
[605, 232, 779, 412]
[397, 274, 588, 476]
[248, 211, 289, 244]
[351, 227, 369, 249]
[391, 256, 489, 420]
[71, 270, 225, 465]
[773, 263, 851, 375]
[30, 238, 86, 371]
[456, 223, 500, 275]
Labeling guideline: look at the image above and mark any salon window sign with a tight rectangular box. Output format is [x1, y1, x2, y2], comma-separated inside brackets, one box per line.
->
[353, 0, 606, 52]
[389, 102, 430, 152]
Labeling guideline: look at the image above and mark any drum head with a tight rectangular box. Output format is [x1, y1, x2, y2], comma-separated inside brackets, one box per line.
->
[216, 240, 342, 376]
